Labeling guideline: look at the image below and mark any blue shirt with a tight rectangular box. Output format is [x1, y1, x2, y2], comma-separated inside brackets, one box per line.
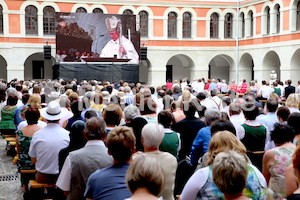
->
[14, 104, 26, 127]
[84, 163, 132, 200]
[190, 126, 211, 165]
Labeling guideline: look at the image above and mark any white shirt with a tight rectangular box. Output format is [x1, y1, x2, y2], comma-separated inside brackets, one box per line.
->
[29, 123, 70, 174]
[196, 82, 205, 93]
[56, 140, 105, 191]
[100, 36, 139, 64]
[296, 85, 300, 94]
[258, 85, 274, 98]
[258, 112, 278, 150]
[230, 114, 245, 135]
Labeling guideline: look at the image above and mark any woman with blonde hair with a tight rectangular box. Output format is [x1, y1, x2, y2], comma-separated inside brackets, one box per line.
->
[27, 94, 42, 109]
[285, 93, 300, 113]
[181, 131, 267, 200]
[125, 155, 165, 200]
[180, 90, 192, 103]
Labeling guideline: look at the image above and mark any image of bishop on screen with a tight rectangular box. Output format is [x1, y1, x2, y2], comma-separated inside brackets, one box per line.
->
[100, 16, 139, 64]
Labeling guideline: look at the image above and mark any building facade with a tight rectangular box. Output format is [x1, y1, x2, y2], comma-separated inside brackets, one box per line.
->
[0, 0, 300, 86]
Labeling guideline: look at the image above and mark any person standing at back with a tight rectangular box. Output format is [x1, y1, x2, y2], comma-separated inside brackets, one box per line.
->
[285, 79, 295, 99]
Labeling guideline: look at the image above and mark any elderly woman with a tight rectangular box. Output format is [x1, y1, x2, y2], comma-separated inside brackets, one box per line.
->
[262, 123, 296, 200]
[181, 131, 267, 200]
[125, 155, 165, 200]
[212, 151, 249, 200]
[124, 104, 147, 152]
[285, 93, 300, 113]
[140, 123, 178, 200]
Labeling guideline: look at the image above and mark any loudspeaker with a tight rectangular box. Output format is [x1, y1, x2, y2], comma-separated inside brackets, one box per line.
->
[140, 47, 147, 60]
[44, 45, 51, 60]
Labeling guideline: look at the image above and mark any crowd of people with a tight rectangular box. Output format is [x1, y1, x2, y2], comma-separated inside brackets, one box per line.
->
[1, 76, 300, 200]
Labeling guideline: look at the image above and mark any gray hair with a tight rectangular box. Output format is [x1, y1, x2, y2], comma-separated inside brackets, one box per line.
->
[84, 91, 94, 100]
[210, 89, 219, 97]
[141, 123, 164, 147]
[124, 86, 131, 93]
[205, 109, 221, 125]
[6, 87, 17, 95]
[212, 150, 248, 194]
[124, 104, 140, 120]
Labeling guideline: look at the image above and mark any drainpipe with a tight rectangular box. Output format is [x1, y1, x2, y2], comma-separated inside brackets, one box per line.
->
[236, 0, 240, 83]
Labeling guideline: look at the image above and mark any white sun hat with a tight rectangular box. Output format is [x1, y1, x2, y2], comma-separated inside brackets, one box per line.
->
[40, 100, 67, 121]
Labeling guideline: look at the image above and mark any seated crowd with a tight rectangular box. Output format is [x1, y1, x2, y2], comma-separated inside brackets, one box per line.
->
[1, 77, 300, 200]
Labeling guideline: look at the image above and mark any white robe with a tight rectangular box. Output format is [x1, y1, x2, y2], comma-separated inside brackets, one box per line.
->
[100, 35, 139, 64]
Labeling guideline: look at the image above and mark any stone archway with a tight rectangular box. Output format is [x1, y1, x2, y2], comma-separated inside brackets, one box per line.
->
[290, 48, 300, 84]
[209, 54, 234, 83]
[0, 55, 7, 80]
[166, 54, 194, 82]
[24, 53, 54, 80]
[262, 51, 281, 81]
[239, 53, 254, 82]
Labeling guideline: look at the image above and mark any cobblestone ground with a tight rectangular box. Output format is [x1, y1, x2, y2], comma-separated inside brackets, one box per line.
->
[0, 137, 23, 200]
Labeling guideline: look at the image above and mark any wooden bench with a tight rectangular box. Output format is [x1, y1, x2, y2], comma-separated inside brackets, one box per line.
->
[5, 137, 16, 142]
[20, 169, 37, 174]
[29, 180, 56, 200]
[29, 180, 56, 189]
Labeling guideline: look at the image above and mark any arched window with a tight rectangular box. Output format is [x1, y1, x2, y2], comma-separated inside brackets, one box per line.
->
[240, 12, 245, 37]
[25, 5, 38, 35]
[43, 6, 55, 35]
[123, 9, 133, 15]
[297, 1, 300, 30]
[266, 7, 270, 34]
[182, 12, 192, 38]
[249, 11, 254, 37]
[139, 11, 148, 37]
[93, 8, 103, 13]
[224, 13, 233, 38]
[210, 13, 219, 38]
[275, 4, 280, 33]
[0, 5, 3, 34]
[76, 7, 87, 13]
[168, 12, 177, 38]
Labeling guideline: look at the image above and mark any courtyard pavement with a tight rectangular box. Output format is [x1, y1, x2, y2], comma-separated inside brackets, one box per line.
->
[0, 137, 23, 200]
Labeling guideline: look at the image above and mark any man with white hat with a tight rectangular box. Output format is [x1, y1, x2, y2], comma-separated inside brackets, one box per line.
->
[29, 101, 70, 183]
[100, 15, 139, 64]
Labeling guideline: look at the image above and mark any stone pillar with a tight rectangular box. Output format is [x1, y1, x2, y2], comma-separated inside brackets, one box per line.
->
[219, 17, 225, 39]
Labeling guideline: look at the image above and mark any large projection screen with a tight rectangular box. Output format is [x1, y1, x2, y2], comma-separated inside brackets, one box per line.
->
[55, 12, 140, 64]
